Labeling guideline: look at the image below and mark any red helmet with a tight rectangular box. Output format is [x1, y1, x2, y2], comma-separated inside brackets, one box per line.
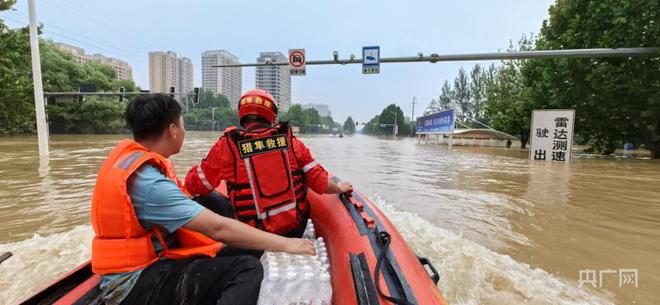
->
[238, 89, 278, 125]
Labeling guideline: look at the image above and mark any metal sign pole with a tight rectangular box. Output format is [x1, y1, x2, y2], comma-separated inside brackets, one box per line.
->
[212, 48, 660, 68]
[28, 0, 48, 157]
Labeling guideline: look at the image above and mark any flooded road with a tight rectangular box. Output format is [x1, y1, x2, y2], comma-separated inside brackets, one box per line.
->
[1, 132, 659, 305]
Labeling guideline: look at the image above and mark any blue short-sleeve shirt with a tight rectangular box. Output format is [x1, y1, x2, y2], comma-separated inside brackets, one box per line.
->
[99, 164, 205, 305]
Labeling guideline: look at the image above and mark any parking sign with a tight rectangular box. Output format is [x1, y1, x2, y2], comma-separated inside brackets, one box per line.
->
[362, 46, 380, 74]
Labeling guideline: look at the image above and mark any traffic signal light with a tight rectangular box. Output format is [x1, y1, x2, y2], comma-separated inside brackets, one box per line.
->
[169, 86, 175, 98]
[119, 87, 125, 103]
[193, 87, 200, 105]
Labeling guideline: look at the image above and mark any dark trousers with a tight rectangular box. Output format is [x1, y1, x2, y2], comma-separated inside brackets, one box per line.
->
[120, 253, 263, 305]
[195, 191, 308, 239]
[120, 193, 264, 305]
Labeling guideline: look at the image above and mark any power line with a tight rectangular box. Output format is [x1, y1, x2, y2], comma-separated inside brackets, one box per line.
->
[5, 11, 147, 63]
[1, 14, 150, 78]
[40, 0, 174, 51]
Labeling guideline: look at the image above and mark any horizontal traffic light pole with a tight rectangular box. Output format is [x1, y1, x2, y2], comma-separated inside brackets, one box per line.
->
[212, 47, 660, 68]
[43, 92, 191, 96]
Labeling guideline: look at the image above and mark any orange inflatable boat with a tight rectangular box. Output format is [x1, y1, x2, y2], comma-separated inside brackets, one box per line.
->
[22, 179, 447, 305]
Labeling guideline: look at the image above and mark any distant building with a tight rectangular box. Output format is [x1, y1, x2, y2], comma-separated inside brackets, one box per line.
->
[202, 50, 242, 106]
[149, 51, 193, 96]
[256, 52, 291, 112]
[54, 42, 133, 81]
[300, 103, 332, 117]
[178, 57, 193, 96]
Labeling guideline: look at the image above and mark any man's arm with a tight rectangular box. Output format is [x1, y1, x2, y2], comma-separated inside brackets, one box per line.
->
[185, 137, 231, 196]
[133, 165, 314, 255]
[326, 179, 353, 194]
[184, 209, 315, 255]
[292, 137, 353, 194]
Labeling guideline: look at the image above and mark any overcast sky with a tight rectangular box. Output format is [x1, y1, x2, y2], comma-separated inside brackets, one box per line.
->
[1, 0, 554, 124]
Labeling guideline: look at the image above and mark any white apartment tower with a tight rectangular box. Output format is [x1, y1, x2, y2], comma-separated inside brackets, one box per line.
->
[256, 52, 291, 112]
[202, 50, 242, 107]
[178, 57, 193, 96]
[149, 51, 193, 96]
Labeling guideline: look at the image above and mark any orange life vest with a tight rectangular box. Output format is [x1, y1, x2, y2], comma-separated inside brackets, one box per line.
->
[225, 122, 309, 234]
[91, 139, 222, 275]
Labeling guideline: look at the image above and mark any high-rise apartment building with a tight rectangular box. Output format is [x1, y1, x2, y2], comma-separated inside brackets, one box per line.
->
[178, 57, 193, 96]
[149, 51, 178, 94]
[256, 52, 291, 112]
[149, 51, 193, 96]
[202, 50, 242, 107]
[54, 42, 133, 81]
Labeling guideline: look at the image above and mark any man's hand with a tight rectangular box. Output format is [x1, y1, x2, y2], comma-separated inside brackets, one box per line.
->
[325, 179, 354, 194]
[337, 181, 353, 194]
[284, 238, 316, 255]
[186, 209, 316, 254]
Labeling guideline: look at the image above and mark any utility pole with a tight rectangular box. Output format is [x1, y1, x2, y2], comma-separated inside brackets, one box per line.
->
[410, 96, 416, 137]
[28, 0, 48, 156]
[210, 107, 218, 132]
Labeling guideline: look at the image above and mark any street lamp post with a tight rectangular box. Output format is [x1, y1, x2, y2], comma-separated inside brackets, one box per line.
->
[410, 96, 416, 137]
[388, 110, 398, 140]
[28, 0, 48, 157]
[210, 107, 218, 132]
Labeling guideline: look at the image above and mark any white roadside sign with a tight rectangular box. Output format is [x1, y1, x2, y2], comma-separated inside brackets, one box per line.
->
[288, 49, 306, 76]
[529, 109, 575, 162]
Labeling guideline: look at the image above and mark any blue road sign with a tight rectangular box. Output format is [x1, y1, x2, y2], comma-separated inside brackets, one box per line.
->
[416, 109, 456, 134]
[362, 46, 380, 74]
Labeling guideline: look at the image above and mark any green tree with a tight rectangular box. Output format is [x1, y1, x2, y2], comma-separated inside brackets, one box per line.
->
[453, 67, 471, 122]
[363, 104, 413, 137]
[0, 6, 141, 135]
[182, 90, 236, 131]
[195, 89, 230, 109]
[47, 98, 127, 134]
[343, 116, 356, 135]
[523, 0, 660, 157]
[0, 0, 16, 11]
[280, 104, 307, 129]
[469, 64, 486, 121]
[302, 108, 322, 133]
[0, 13, 34, 133]
[438, 80, 453, 111]
[424, 80, 453, 115]
[484, 36, 536, 148]
[362, 115, 381, 135]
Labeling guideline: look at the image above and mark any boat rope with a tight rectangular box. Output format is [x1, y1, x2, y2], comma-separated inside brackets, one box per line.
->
[373, 231, 415, 305]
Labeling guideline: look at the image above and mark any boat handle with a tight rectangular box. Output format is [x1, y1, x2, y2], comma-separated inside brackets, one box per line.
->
[418, 256, 440, 285]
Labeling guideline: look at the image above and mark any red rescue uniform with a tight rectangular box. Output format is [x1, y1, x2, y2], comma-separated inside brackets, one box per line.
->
[185, 122, 329, 234]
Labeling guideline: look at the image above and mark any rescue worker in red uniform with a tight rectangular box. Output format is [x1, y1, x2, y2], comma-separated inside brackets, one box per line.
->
[92, 94, 314, 305]
[185, 89, 353, 237]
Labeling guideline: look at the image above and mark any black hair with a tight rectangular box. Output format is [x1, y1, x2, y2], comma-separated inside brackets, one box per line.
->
[240, 114, 272, 127]
[126, 94, 182, 140]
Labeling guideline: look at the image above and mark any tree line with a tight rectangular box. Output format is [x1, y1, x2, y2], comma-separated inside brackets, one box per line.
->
[362, 104, 412, 137]
[421, 0, 659, 158]
[278, 104, 342, 134]
[0, 8, 140, 134]
[0, 1, 343, 135]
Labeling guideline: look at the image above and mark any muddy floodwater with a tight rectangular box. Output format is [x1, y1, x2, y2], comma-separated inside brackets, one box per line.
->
[1, 132, 659, 305]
